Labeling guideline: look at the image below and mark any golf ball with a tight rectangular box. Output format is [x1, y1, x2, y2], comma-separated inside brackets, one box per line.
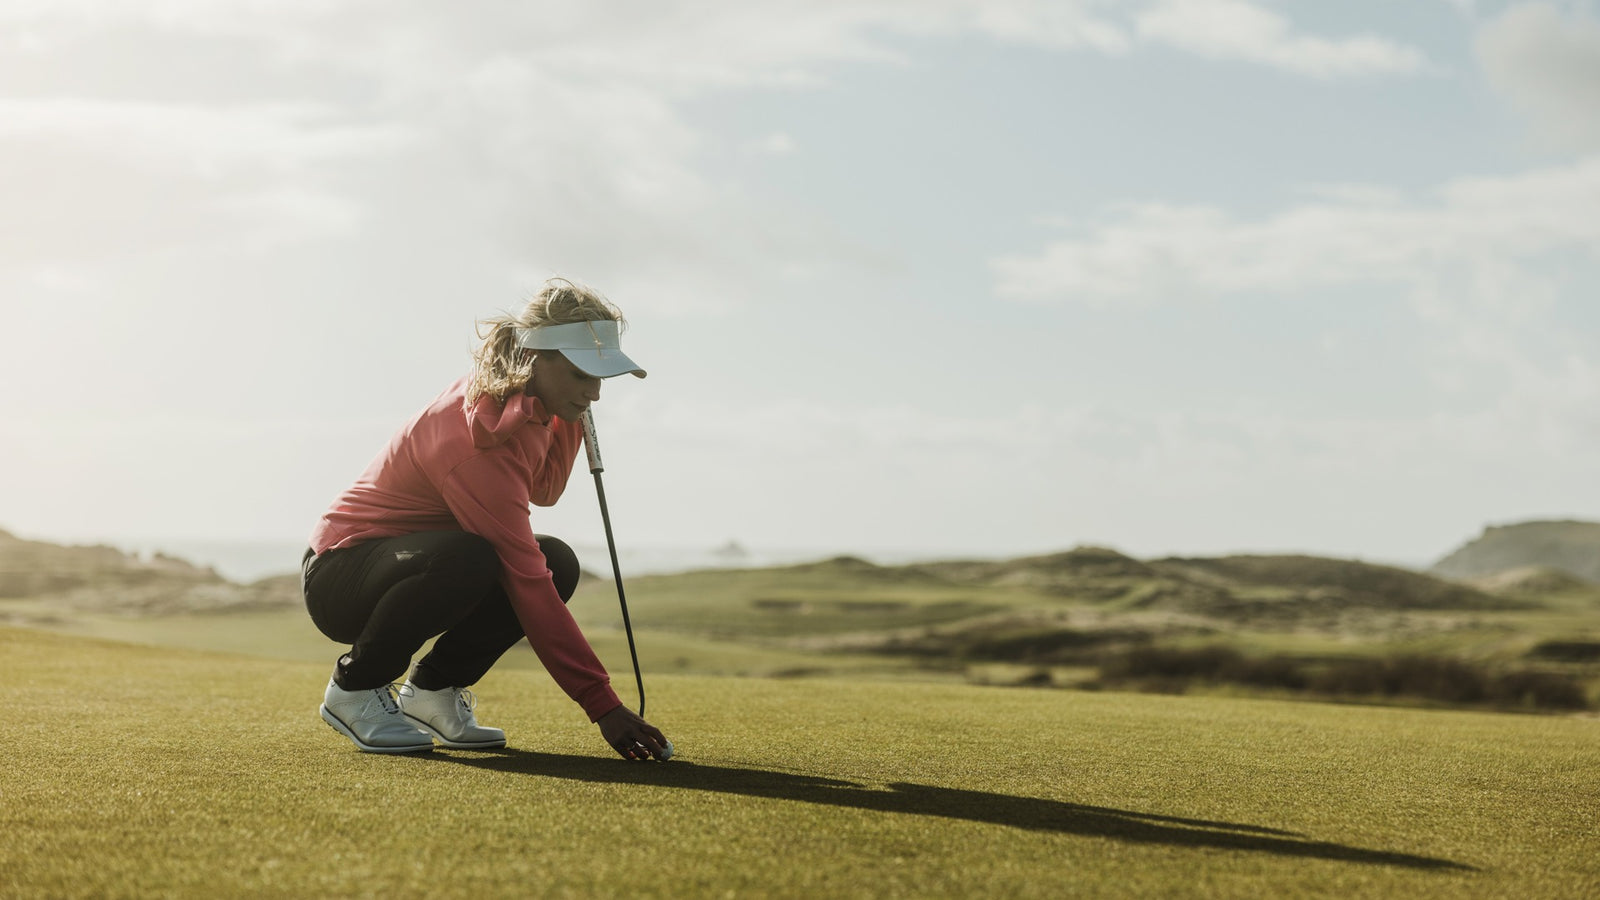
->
[660, 739, 674, 761]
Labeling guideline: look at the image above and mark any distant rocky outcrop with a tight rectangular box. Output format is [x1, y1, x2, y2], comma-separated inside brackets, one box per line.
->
[711, 540, 749, 559]
[1432, 520, 1600, 584]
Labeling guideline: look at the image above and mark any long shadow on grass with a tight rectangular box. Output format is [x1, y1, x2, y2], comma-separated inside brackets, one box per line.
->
[425, 750, 1471, 871]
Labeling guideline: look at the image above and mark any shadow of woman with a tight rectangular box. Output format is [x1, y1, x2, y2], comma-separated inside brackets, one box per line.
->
[419, 749, 1472, 871]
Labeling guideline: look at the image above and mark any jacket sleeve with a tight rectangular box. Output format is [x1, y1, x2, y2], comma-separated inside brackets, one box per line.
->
[439, 450, 623, 721]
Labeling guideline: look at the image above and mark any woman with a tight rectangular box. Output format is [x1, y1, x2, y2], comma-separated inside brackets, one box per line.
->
[301, 277, 670, 760]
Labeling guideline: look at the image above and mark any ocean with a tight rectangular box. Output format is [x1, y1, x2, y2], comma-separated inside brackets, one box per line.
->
[119, 538, 924, 584]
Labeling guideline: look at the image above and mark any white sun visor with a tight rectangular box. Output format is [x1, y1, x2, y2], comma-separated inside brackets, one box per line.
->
[514, 320, 646, 379]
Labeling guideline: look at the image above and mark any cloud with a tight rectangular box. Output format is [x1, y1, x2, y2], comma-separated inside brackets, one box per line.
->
[0, 2, 1445, 312]
[0, 2, 1438, 284]
[991, 157, 1600, 304]
[1136, 0, 1432, 78]
[741, 132, 799, 156]
[989, 156, 1600, 507]
[1476, 2, 1600, 152]
[1, 1, 1427, 85]
[377, 2, 1428, 85]
[0, 97, 412, 174]
[0, 99, 397, 269]
[967, 1, 1133, 54]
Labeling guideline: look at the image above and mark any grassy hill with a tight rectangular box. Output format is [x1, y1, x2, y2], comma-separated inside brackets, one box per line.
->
[5, 625, 1599, 898]
[1433, 519, 1600, 583]
[590, 549, 1598, 711]
[0, 528, 298, 621]
[5, 529, 1597, 713]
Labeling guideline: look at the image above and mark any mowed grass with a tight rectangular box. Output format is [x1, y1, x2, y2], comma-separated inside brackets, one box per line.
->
[4, 626, 1599, 899]
[34, 604, 922, 684]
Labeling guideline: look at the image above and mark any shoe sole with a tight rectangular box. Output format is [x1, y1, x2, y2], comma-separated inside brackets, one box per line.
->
[320, 705, 434, 754]
[403, 713, 507, 750]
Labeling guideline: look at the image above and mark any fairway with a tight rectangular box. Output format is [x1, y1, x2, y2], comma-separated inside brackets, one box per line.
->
[4, 625, 1597, 899]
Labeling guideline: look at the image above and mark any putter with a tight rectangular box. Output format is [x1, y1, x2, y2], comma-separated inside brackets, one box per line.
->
[580, 408, 647, 718]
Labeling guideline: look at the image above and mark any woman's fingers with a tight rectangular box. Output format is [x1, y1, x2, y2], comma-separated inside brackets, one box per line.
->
[614, 734, 668, 760]
[599, 706, 671, 760]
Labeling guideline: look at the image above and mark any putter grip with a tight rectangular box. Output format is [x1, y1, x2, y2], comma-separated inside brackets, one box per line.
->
[581, 409, 603, 473]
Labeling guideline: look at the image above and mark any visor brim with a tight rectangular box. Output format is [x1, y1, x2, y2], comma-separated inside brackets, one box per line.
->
[558, 348, 647, 379]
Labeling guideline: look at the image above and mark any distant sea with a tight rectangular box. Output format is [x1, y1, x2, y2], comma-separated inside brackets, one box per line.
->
[117, 538, 938, 584]
[86, 536, 1435, 583]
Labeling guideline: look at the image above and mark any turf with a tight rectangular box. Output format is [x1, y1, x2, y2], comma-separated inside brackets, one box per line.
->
[4, 626, 1598, 898]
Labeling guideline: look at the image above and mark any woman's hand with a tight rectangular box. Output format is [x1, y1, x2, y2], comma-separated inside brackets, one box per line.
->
[597, 705, 671, 761]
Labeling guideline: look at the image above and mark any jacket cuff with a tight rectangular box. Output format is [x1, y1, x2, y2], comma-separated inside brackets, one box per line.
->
[579, 684, 624, 722]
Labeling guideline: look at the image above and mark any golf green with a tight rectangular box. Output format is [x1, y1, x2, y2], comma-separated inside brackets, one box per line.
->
[3, 625, 1596, 898]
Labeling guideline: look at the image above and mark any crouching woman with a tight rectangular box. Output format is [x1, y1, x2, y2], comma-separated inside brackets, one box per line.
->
[300, 278, 669, 760]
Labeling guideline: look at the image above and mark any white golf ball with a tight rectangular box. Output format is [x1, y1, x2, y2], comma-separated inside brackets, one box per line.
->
[660, 740, 674, 761]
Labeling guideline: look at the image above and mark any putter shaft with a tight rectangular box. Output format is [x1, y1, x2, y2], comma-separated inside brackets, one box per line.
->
[581, 410, 646, 718]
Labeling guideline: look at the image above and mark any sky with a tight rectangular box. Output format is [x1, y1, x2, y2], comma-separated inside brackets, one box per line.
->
[2, 0, 1598, 571]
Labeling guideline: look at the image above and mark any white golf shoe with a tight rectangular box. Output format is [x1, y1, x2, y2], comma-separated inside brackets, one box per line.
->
[397, 682, 507, 750]
[319, 679, 435, 754]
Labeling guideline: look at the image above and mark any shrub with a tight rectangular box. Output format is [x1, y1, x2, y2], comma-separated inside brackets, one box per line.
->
[1526, 641, 1600, 663]
[1094, 646, 1592, 712]
[1099, 646, 1309, 691]
[1311, 656, 1490, 704]
[1102, 645, 1243, 681]
[1491, 670, 1590, 710]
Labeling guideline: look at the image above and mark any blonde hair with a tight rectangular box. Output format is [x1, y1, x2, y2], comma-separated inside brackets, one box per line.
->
[468, 277, 625, 403]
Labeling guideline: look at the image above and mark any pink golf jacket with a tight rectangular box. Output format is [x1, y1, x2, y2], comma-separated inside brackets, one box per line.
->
[309, 376, 622, 721]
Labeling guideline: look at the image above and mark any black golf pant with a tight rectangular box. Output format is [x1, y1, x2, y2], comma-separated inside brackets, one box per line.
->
[301, 531, 580, 692]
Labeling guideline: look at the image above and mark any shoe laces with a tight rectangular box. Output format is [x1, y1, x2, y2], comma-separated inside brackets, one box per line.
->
[372, 684, 401, 716]
[397, 683, 476, 712]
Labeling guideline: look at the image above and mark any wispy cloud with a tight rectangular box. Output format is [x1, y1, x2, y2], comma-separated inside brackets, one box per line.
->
[2, 1, 1432, 85]
[0, 98, 412, 173]
[0, 99, 398, 269]
[1136, 0, 1432, 78]
[991, 157, 1600, 305]
[0, 2, 1438, 295]
[989, 154, 1600, 459]
[1476, 2, 1600, 152]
